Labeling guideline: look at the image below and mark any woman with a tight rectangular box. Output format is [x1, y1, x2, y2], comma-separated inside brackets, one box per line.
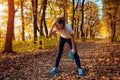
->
[48, 17, 84, 75]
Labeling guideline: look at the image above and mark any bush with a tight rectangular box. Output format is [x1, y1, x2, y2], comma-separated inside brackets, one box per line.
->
[0, 38, 58, 53]
[0, 39, 4, 51]
[115, 34, 120, 42]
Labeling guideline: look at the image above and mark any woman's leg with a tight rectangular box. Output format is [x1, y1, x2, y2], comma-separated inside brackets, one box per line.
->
[74, 47, 82, 68]
[55, 37, 65, 67]
[67, 39, 81, 68]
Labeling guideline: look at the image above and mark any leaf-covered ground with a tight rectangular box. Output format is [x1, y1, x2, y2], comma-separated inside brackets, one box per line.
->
[0, 40, 120, 80]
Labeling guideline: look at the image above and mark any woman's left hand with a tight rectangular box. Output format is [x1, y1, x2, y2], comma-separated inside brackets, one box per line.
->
[72, 49, 75, 55]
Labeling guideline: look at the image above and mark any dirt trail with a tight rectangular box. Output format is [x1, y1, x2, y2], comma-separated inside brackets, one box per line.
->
[0, 40, 120, 80]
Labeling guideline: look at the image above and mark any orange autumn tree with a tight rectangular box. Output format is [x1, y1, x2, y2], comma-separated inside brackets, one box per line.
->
[3, 0, 15, 53]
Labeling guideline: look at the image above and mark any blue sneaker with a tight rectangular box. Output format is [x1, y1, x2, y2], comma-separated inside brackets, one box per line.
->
[50, 67, 58, 74]
[78, 68, 84, 75]
[69, 50, 75, 60]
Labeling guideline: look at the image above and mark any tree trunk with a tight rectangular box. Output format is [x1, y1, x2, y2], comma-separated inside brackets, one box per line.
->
[43, 0, 48, 37]
[21, 0, 25, 41]
[76, 18, 79, 39]
[111, 0, 118, 42]
[72, 0, 78, 29]
[3, 0, 15, 53]
[40, 15, 44, 36]
[112, 0, 118, 42]
[39, 0, 48, 49]
[43, 17, 48, 37]
[80, 0, 85, 41]
[111, 17, 116, 42]
[40, 0, 48, 36]
[72, 0, 75, 29]
[90, 25, 92, 39]
[107, 12, 114, 42]
[63, 0, 67, 28]
[32, 0, 38, 43]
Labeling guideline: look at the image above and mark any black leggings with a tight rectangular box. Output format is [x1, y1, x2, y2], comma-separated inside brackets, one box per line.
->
[55, 37, 81, 68]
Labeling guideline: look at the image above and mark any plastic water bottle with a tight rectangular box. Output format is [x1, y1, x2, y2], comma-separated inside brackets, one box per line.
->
[69, 50, 75, 60]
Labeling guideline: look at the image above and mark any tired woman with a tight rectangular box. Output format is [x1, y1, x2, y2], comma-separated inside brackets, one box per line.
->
[48, 17, 84, 75]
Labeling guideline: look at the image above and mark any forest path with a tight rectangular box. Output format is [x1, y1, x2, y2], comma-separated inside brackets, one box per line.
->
[0, 39, 120, 80]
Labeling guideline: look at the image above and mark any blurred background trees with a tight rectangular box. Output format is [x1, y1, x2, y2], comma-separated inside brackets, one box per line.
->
[102, 0, 120, 42]
[0, 0, 120, 52]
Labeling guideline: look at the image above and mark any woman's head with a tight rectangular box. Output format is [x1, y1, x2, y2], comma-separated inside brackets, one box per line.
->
[55, 17, 65, 30]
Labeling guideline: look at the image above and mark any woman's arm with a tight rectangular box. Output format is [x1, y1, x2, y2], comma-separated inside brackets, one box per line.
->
[48, 20, 57, 37]
[48, 27, 57, 37]
[70, 33, 76, 55]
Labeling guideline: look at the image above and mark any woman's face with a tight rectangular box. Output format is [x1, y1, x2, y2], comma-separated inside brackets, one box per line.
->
[56, 23, 63, 30]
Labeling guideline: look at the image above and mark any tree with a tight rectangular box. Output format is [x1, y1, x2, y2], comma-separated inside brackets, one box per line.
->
[39, 0, 48, 49]
[31, 0, 39, 43]
[40, 0, 48, 37]
[102, 0, 120, 42]
[84, 1, 99, 39]
[72, 0, 79, 29]
[80, 0, 85, 41]
[74, 2, 82, 39]
[21, 0, 25, 41]
[110, 0, 119, 42]
[3, 0, 15, 53]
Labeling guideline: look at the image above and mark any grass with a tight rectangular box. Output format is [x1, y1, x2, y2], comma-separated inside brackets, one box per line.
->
[0, 39, 4, 51]
[0, 37, 96, 53]
[0, 38, 58, 53]
[1, 37, 114, 53]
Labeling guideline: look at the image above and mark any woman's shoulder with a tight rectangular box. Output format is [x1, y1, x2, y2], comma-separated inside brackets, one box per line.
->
[65, 24, 72, 29]
[66, 23, 71, 27]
